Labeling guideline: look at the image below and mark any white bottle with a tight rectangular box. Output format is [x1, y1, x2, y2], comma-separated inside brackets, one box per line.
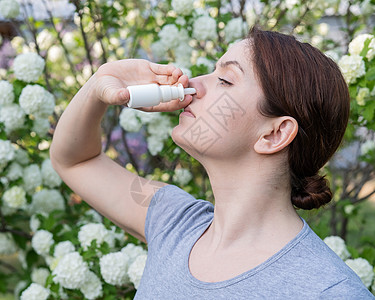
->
[126, 83, 196, 108]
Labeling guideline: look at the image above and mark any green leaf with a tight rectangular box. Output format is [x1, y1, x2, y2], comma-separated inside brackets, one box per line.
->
[365, 67, 375, 81]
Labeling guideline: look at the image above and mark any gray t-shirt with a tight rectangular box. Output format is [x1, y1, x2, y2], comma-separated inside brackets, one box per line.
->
[134, 184, 374, 299]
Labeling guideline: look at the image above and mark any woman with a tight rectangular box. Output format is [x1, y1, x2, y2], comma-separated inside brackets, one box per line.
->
[50, 27, 374, 298]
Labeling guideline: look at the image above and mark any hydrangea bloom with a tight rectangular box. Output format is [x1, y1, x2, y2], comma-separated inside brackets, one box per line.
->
[100, 252, 131, 285]
[78, 223, 115, 250]
[0, 140, 15, 164]
[193, 15, 217, 41]
[323, 236, 350, 260]
[54, 240, 76, 258]
[0, 80, 15, 105]
[171, 0, 194, 15]
[29, 214, 43, 233]
[128, 253, 147, 289]
[20, 283, 50, 300]
[345, 258, 374, 288]
[31, 229, 54, 256]
[151, 40, 167, 58]
[338, 54, 366, 84]
[30, 189, 65, 214]
[19, 84, 55, 118]
[22, 164, 42, 194]
[2, 186, 26, 209]
[0, 0, 20, 19]
[13, 52, 45, 83]
[173, 168, 193, 185]
[6, 162, 23, 180]
[41, 159, 62, 188]
[356, 87, 370, 106]
[175, 43, 193, 68]
[0, 103, 25, 133]
[31, 267, 50, 286]
[158, 24, 181, 49]
[348, 33, 375, 61]
[361, 140, 375, 156]
[52, 252, 90, 289]
[14, 148, 29, 165]
[0, 232, 18, 255]
[32, 118, 50, 137]
[147, 113, 172, 140]
[80, 271, 103, 299]
[121, 243, 147, 264]
[119, 108, 142, 132]
[146, 134, 164, 156]
[224, 18, 247, 43]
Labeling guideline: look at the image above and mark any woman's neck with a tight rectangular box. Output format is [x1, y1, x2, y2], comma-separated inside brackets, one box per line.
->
[201, 154, 303, 252]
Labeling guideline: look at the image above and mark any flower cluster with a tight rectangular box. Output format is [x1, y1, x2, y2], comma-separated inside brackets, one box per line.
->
[19, 84, 55, 118]
[13, 52, 45, 83]
[0, 0, 20, 19]
[173, 168, 193, 185]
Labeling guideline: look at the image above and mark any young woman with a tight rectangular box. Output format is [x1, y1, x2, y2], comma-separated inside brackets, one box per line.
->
[50, 27, 374, 298]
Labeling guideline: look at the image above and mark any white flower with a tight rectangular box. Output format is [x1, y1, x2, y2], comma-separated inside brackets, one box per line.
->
[0, 103, 25, 133]
[119, 108, 142, 132]
[356, 87, 370, 106]
[54, 240, 75, 258]
[146, 134, 164, 156]
[36, 29, 55, 50]
[0, 232, 17, 255]
[0, 0, 20, 19]
[158, 24, 180, 49]
[30, 189, 65, 214]
[224, 18, 247, 43]
[338, 55, 366, 84]
[22, 164, 42, 194]
[349, 33, 375, 61]
[32, 118, 50, 137]
[317, 23, 329, 36]
[31, 230, 54, 256]
[100, 251, 131, 286]
[14, 148, 29, 165]
[6, 162, 23, 180]
[344, 204, 355, 215]
[193, 15, 217, 41]
[151, 40, 167, 58]
[41, 159, 61, 188]
[361, 140, 375, 156]
[0, 140, 15, 164]
[20, 283, 50, 300]
[48, 45, 63, 62]
[284, 0, 298, 9]
[147, 113, 172, 140]
[173, 168, 193, 185]
[196, 57, 215, 72]
[324, 50, 340, 63]
[52, 251, 90, 289]
[121, 243, 147, 265]
[30, 214, 44, 233]
[78, 223, 115, 250]
[345, 258, 374, 288]
[80, 271, 103, 299]
[19, 84, 55, 118]
[2, 186, 26, 209]
[128, 253, 147, 289]
[13, 53, 45, 83]
[62, 31, 77, 51]
[31, 267, 50, 286]
[323, 236, 350, 260]
[0, 80, 14, 105]
[171, 0, 194, 15]
[78, 209, 103, 225]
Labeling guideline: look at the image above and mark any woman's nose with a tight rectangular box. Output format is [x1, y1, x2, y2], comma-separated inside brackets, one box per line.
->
[188, 75, 207, 99]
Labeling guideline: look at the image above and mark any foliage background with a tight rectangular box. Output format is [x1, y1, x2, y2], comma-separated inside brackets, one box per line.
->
[0, 0, 375, 298]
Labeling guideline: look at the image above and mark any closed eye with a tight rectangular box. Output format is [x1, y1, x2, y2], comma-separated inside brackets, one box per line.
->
[218, 77, 233, 86]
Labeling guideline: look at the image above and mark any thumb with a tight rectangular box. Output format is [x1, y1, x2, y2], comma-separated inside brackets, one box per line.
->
[109, 88, 130, 105]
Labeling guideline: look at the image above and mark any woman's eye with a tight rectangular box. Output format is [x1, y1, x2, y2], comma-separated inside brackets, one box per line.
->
[218, 77, 233, 86]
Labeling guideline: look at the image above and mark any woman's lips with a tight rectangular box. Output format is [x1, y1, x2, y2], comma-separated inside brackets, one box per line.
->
[183, 106, 195, 118]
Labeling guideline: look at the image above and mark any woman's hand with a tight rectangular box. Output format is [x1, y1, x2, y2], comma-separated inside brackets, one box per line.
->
[93, 59, 193, 112]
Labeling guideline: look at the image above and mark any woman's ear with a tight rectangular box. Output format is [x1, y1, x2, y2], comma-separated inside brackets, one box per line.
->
[254, 117, 298, 154]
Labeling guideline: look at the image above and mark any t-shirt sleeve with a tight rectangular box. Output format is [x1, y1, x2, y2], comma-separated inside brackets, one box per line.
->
[319, 277, 375, 299]
[144, 184, 212, 245]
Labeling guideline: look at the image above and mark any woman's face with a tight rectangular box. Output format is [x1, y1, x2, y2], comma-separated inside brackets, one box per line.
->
[172, 40, 267, 160]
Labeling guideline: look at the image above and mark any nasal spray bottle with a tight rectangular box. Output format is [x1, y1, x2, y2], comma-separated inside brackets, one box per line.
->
[126, 83, 196, 108]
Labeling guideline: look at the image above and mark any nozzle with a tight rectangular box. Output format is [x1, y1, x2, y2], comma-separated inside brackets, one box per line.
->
[184, 87, 196, 95]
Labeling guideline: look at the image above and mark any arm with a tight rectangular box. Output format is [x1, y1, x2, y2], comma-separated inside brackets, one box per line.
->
[50, 59, 192, 243]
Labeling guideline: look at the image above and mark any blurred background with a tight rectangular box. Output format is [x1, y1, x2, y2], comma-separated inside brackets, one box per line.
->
[0, 0, 375, 299]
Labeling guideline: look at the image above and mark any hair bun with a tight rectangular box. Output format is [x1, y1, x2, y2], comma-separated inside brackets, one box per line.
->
[291, 174, 332, 210]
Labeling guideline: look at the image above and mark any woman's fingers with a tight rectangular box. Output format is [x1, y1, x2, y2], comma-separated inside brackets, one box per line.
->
[149, 62, 176, 76]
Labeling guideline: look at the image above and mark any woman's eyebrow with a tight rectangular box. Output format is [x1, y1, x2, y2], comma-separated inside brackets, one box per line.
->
[213, 60, 245, 74]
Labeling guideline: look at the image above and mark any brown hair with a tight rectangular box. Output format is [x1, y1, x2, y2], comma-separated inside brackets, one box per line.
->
[246, 27, 350, 210]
